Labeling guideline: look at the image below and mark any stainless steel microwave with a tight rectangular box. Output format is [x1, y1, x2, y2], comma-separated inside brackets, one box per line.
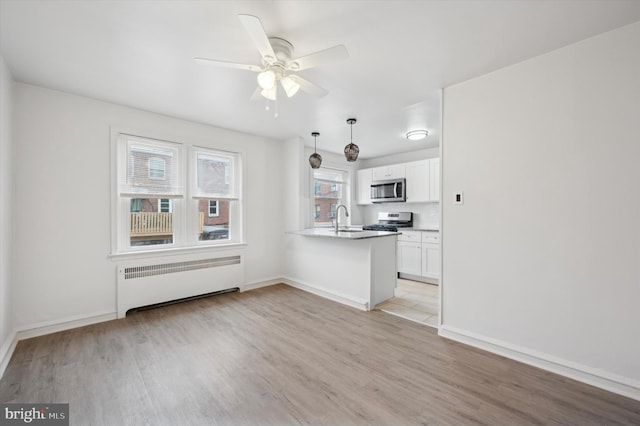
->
[371, 178, 406, 203]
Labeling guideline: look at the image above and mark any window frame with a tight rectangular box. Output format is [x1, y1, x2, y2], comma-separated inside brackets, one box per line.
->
[111, 131, 244, 256]
[310, 165, 350, 226]
[159, 198, 172, 213]
[208, 200, 219, 217]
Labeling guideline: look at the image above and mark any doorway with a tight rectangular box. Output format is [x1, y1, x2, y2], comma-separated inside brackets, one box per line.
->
[375, 278, 438, 328]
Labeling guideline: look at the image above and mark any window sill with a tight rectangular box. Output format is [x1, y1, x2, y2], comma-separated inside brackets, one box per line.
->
[109, 242, 247, 262]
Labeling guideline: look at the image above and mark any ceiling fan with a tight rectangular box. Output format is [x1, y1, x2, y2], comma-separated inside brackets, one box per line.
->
[195, 14, 349, 102]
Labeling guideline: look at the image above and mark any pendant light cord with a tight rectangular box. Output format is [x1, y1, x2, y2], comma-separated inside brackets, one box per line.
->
[350, 121, 353, 143]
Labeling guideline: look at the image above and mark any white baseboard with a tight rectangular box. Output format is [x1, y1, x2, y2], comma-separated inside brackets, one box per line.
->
[15, 311, 118, 340]
[242, 278, 283, 291]
[281, 277, 369, 311]
[438, 325, 640, 402]
[0, 330, 18, 379]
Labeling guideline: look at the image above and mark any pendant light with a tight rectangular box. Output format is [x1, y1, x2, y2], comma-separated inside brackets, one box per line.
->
[344, 118, 359, 162]
[309, 132, 322, 169]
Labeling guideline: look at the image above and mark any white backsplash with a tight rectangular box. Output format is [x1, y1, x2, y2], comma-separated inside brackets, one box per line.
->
[363, 202, 440, 229]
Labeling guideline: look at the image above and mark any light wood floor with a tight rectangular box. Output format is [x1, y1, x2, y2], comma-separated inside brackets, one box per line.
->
[1, 284, 639, 425]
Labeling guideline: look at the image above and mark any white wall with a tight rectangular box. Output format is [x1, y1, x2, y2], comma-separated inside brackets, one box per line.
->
[360, 147, 439, 169]
[442, 22, 640, 397]
[0, 53, 14, 369]
[12, 83, 284, 330]
[280, 137, 306, 233]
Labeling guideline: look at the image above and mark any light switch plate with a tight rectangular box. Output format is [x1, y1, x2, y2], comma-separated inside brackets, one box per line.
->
[454, 192, 464, 205]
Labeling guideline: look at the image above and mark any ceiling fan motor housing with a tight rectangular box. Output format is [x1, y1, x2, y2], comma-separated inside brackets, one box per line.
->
[267, 37, 296, 69]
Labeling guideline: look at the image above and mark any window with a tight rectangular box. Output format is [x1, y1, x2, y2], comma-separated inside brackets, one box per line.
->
[199, 199, 229, 241]
[115, 134, 242, 253]
[312, 167, 349, 225]
[148, 157, 166, 180]
[159, 199, 172, 213]
[329, 203, 337, 219]
[208, 200, 219, 217]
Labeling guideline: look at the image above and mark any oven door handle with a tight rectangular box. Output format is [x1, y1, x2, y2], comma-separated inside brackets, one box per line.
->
[394, 182, 398, 198]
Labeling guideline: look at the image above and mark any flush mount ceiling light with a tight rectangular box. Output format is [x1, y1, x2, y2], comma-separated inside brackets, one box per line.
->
[344, 118, 359, 162]
[406, 129, 429, 140]
[309, 132, 322, 169]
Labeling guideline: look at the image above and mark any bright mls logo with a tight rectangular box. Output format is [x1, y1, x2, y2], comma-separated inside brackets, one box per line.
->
[0, 404, 68, 425]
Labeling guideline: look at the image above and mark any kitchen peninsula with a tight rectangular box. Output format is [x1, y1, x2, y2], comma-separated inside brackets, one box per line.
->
[283, 228, 399, 311]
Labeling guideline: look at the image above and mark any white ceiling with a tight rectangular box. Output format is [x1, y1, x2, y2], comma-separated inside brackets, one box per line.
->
[1, 1, 639, 159]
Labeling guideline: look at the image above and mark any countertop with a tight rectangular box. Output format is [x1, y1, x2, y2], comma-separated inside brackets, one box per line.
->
[404, 227, 440, 232]
[288, 228, 400, 240]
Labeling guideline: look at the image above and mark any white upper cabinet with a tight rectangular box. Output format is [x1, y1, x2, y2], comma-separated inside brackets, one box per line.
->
[372, 164, 406, 181]
[405, 158, 440, 202]
[405, 160, 430, 203]
[355, 158, 439, 204]
[356, 169, 373, 205]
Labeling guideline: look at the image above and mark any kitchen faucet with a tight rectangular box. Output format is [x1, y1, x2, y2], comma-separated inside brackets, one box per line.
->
[334, 204, 349, 233]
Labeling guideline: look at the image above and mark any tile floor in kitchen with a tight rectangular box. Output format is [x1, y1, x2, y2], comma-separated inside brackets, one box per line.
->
[376, 278, 439, 328]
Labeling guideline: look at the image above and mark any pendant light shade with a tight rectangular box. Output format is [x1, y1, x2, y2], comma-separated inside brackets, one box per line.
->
[309, 132, 322, 169]
[344, 118, 359, 162]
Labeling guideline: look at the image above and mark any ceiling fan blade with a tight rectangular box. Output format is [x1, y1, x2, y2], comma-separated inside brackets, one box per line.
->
[288, 75, 329, 98]
[194, 57, 261, 72]
[250, 86, 263, 101]
[289, 45, 349, 71]
[238, 14, 276, 63]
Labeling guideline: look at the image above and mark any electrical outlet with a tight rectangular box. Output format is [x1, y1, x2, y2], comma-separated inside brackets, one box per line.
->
[454, 192, 464, 205]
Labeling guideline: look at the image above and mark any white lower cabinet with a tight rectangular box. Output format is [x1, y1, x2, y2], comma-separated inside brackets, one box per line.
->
[421, 243, 440, 279]
[397, 241, 422, 276]
[397, 230, 440, 280]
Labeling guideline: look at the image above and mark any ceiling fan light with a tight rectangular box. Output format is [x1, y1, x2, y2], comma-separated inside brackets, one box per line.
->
[260, 85, 277, 101]
[406, 130, 429, 140]
[281, 76, 300, 97]
[257, 70, 276, 90]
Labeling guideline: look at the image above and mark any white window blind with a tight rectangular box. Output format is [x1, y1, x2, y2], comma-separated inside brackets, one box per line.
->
[192, 149, 238, 199]
[118, 135, 184, 199]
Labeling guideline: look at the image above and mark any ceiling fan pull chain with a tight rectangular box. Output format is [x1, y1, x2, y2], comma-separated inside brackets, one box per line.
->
[274, 96, 279, 118]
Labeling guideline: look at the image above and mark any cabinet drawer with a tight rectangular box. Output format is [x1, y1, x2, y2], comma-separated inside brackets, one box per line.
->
[422, 231, 439, 243]
[398, 230, 421, 242]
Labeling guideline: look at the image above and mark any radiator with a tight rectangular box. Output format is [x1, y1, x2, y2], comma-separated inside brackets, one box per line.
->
[117, 255, 244, 318]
